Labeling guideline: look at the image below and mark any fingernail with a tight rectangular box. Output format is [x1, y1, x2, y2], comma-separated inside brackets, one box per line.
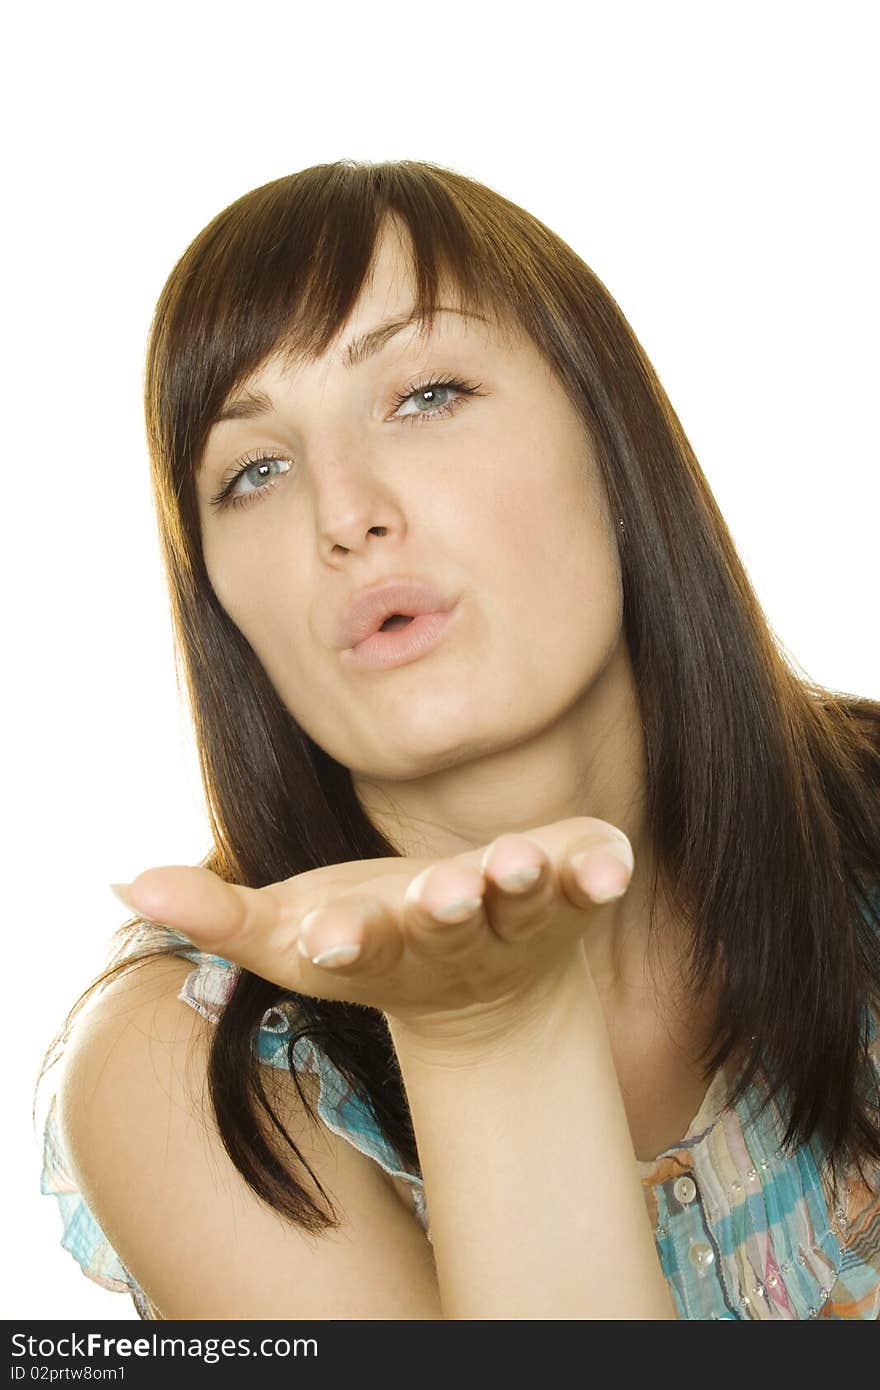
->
[590, 882, 628, 904]
[498, 865, 542, 892]
[310, 944, 362, 969]
[109, 882, 137, 911]
[109, 881, 165, 926]
[571, 848, 632, 903]
[606, 834, 635, 874]
[296, 909, 363, 967]
[430, 897, 483, 924]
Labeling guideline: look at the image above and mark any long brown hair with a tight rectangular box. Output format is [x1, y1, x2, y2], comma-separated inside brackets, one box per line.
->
[36, 158, 880, 1232]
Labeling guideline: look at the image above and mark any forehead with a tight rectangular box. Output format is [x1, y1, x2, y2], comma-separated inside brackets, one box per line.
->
[284, 214, 524, 366]
[205, 217, 525, 436]
[213, 313, 488, 425]
[217, 307, 516, 425]
[355, 216, 424, 306]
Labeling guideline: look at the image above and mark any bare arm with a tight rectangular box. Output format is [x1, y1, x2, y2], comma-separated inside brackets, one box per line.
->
[57, 957, 445, 1320]
[113, 816, 677, 1318]
[387, 951, 678, 1320]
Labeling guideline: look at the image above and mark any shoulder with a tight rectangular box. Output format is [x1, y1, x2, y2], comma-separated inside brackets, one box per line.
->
[59, 951, 214, 1109]
[53, 950, 441, 1318]
[54, 952, 221, 1239]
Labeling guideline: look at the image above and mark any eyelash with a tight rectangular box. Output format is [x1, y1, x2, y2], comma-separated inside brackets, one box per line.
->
[209, 373, 483, 512]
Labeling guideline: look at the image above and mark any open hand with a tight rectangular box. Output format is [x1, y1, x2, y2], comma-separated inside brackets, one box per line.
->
[113, 817, 635, 1039]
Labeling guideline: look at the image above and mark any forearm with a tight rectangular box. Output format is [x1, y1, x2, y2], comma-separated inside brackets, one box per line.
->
[386, 954, 677, 1320]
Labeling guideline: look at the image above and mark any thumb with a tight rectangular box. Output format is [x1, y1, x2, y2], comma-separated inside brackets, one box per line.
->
[109, 865, 262, 947]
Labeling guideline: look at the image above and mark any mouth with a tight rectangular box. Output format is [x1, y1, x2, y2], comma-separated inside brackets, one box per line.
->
[377, 613, 415, 632]
[342, 604, 460, 672]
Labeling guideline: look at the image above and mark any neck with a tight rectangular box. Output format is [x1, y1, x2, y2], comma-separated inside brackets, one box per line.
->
[353, 638, 690, 1002]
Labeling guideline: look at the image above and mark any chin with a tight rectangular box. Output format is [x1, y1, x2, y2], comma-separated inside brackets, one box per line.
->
[358, 711, 541, 784]
[361, 744, 476, 783]
[373, 723, 484, 780]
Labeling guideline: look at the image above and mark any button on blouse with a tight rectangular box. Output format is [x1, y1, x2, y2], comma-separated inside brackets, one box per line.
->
[673, 1174, 697, 1206]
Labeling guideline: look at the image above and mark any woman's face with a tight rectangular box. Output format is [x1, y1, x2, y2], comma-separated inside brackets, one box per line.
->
[196, 221, 624, 784]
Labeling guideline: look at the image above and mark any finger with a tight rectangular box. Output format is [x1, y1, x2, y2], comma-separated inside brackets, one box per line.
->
[558, 826, 635, 907]
[294, 891, 405, 974]
[113, 865, 267, 946]
[479, 834, 555, 942]
[401, 860, 489, 954]
[110, 865, 372, 991]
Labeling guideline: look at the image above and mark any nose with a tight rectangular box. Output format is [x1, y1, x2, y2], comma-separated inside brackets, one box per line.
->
[312, 443, 406, 560]
[327, 519, 392, 556]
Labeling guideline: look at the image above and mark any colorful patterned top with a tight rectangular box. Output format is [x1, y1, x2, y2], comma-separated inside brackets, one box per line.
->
[40, 925, 880, 1320]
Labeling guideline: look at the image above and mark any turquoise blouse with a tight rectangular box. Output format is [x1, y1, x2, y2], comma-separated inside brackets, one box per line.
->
[40, 923, 880, 1319]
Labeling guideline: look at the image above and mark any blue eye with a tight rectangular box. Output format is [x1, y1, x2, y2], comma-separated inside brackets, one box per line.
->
[209, 453, 292, 511]
[390, 374, 480, 422]
[209, 373, 482, 513]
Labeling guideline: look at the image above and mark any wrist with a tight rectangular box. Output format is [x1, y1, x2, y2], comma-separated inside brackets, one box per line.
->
[385, 946, 604, 1070]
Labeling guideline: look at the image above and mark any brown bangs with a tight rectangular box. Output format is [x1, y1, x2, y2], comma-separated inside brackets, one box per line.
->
[144, 161, 543, 484]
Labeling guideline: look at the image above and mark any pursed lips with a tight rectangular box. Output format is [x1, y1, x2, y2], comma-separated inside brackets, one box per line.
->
[338, 579, 456, 650]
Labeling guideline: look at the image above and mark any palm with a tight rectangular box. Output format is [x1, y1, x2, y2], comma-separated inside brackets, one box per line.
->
[118, 816, 635, 1032]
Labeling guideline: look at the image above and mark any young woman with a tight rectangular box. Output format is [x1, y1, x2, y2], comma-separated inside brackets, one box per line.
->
[38, 158, 880, 1320]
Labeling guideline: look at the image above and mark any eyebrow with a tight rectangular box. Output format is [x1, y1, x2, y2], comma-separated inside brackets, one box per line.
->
[212, 306, 486, 424]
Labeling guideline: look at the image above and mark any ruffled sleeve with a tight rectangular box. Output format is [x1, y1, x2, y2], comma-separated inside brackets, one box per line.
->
[38, 929, 232, 1317]
[40, 1090, 143, 1299]
[819, 1001, 880, 1318]
[40, 927, 430, 1316]
[176, 936, 430, 1235]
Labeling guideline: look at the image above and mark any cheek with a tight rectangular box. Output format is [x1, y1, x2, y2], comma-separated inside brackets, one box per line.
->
[201, 526, 242, 617]
[204, 535, 310, 662]
[486, 461, 621, 637]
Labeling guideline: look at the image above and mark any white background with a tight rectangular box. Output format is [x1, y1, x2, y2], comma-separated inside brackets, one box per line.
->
[5, 0, 877, 1320]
